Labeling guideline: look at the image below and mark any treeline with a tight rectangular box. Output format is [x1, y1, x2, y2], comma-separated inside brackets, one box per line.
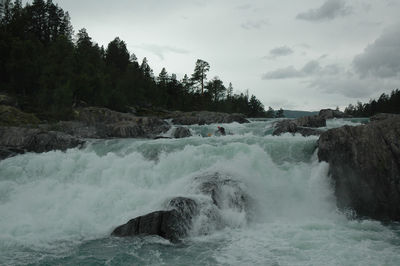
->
[344, 89, 400, 117]
[0, 0, 266, 120]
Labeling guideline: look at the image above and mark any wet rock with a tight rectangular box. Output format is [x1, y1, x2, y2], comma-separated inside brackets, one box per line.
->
[171, 111, 249, 125]
[0, 127, 84, 158]
[71, 107, 170, 138]
[173, 127, 192, 138]
[112, 197, 198, 242]
[318, 116, 400, 221]
[195, 172, 249, 212]
[319, 109, 350, 119]
[111, 173, 252, 242]
[370, 113, 399, 122]
[295, 115, 326, 128]
[272, 119, 323, 136]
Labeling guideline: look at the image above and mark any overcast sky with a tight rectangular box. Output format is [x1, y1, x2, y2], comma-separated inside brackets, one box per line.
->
[42, 0, 400, 110]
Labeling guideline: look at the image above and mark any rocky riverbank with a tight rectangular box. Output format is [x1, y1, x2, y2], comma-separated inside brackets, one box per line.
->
[0, 101, 250, 160]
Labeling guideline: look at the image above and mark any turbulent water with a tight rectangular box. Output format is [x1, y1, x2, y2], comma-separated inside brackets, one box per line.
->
[1, 118, 400, 266]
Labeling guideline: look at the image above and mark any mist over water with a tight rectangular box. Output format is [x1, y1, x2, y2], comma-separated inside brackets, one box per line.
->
[0, 119, 399, 265]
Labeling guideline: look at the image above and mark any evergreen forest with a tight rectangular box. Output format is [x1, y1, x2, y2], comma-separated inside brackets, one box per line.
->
[0, 0, 267, 121]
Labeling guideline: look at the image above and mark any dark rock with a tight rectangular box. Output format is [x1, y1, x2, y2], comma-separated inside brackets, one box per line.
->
[45, 121, 101, 139]
[295, 115, 326, 128]
[111, 173, 252, 242]
[370, 113, 399, 122]
[73, 107, 170, 138]
[195, 172, 249, 213]
[0, 127, 84, 159]
[318, 116, 400, 221]
[0, 105, 40, 126]
[0, 147, 25, 160]
[272, 119, 323, 136]
[171, 111, 249, 125]
[112, 197, 198, 242]
[319, 109, 350, 119]
[173, 127, 192, 138]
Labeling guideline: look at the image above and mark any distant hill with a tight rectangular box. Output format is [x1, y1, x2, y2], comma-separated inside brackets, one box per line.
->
[282, 110, 319, 118]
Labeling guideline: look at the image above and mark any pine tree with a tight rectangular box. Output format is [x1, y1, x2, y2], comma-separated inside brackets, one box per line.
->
[191, 59, 210, 95]
[158, 67, 168, 85]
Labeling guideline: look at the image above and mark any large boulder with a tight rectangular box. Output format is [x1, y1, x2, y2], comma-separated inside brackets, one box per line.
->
[111, 197, 198, 242]
[195, 172, 250, 212]
[319, 108, 349, 119]
[71, 107, 170, 138]
[318, 116, 400, 221]
[370, 113, 399, 122]
[295, 115, 326, 128]
[272, 119, 324, 136]
[173, 127, 192, 138]
[112, 172, 251, 242]
[171, 111, 249, 125]
[0, 127, 84, 159]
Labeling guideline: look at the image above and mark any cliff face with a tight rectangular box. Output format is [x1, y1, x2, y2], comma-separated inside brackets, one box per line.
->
[318, 115, 400, 221]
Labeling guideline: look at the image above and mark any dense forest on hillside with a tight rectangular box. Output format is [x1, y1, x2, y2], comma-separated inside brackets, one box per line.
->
[344, 89, 400, 117]
[0, 0, 267, 121]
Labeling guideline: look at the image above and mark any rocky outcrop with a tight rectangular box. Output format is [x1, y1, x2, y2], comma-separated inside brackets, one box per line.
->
[112, 197, 198, 242]
[170, 111, 249, 125]
[318, 116, 400, 221]
[319, 108, 349, 119]
[370, 113, 399, 122]
[0, 105, 40, 126]
[69, 107, 170, 138]
[112, 172, 251, 242]
[273, 116, 325, 136]
[173, 127, 192, 138]
[295, 115, 326, 128]
[0, 127, 84, 160]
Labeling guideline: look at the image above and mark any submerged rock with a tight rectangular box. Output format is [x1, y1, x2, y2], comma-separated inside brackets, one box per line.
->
[195, 172, 249, 212]
[318, 116, 400, 221]
[173, 127, 192, 138]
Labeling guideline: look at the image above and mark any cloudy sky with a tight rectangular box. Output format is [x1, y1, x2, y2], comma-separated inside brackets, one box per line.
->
[47, 0, 400, 110]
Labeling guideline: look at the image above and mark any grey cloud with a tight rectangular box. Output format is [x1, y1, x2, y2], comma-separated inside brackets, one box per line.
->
[262, 60, 339, 79]
[266, 46, 293, 59]
[296, 0, 352, 22]
[353, 23, 400, 78]
[241, 19, 269, 30]
[262, 66, 301, 79]
[236, 4, 252, 10]
[309, 75, 399, 99]
[135, 44, 189, 60]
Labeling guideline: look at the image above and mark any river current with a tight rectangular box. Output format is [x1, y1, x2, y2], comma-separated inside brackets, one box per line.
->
[0, 118, 399, 265]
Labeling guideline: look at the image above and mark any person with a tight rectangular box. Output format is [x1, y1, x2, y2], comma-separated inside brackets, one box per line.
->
[217, 126, 226, 136]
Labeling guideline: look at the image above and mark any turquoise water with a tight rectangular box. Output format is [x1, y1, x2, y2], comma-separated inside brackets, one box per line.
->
[0, 118, 399, 265]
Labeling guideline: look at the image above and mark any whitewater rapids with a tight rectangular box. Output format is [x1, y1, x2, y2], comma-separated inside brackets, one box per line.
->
[0, 118, 399, 265]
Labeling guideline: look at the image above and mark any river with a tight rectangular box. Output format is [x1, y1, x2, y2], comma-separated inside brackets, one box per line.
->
[1, 118, 399, 265]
